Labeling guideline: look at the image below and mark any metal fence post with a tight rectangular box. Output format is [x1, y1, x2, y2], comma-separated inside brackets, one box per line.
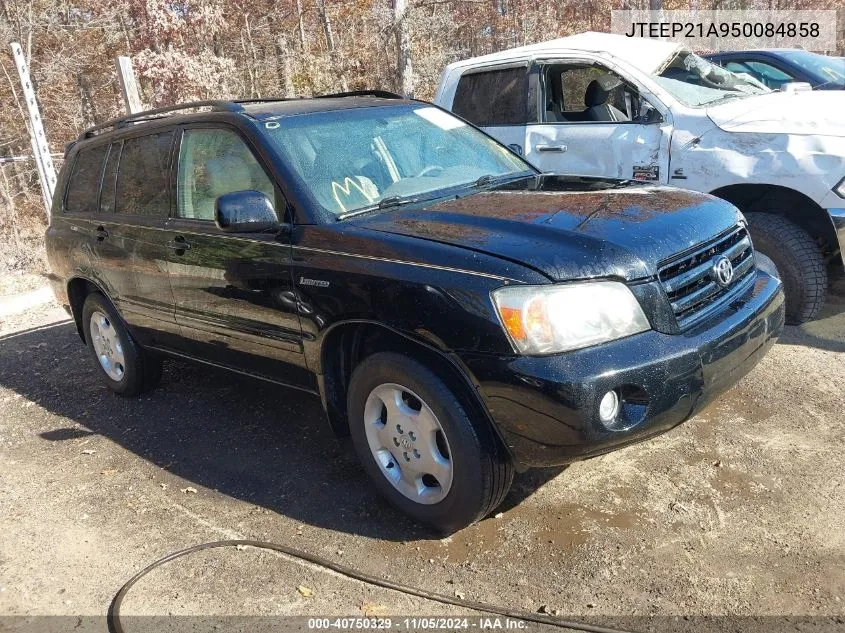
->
[12, 42, 56, 218]
[10, 42, 56, 218]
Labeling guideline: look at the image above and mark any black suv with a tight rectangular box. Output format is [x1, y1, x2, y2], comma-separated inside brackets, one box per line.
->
[46, 93, 785, 532]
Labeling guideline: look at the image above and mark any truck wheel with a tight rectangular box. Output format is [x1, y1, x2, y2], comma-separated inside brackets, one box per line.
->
[746, 213, 826, 324]
[82, 293, 163, 396]
[347, 352, 513, 533]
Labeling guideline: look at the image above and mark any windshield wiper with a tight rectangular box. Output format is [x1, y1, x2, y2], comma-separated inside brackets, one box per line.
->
[702, 92, 745, 106]
[336, 195, 420, 220]
[471, 171, 535, 189]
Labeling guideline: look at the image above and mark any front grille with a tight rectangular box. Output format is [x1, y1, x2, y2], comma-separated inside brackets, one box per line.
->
[658, 225, 756, 330]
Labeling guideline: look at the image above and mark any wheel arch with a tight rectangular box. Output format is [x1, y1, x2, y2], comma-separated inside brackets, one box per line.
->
[66, 276, 111, 343]
[711, 183, 840, 261]
[316, 320, 515, 462]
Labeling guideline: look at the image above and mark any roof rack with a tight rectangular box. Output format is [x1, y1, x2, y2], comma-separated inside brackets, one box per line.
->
[79, 100, 235, 140]
[78, 98, 312, 140]
[78, 92, 405, 141]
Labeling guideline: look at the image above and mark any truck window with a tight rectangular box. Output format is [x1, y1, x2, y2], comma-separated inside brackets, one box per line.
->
[452, 67, 527, 126]
[545, 64, 638, 123]
[64, 145, 109, 214]
[115, 132, 174, 217]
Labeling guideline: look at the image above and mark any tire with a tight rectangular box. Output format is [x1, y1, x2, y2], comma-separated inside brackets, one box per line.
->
[81, 293, 163, 396]
[347, 352, 513, 533]
[746, 212, 827, 324]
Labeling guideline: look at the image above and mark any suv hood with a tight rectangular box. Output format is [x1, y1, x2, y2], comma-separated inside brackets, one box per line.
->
[354, 177, 743, 282]
[707, 90, 845, 137]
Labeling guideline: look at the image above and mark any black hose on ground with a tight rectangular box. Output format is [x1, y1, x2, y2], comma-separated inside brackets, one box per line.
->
[108, 539, 635, 633]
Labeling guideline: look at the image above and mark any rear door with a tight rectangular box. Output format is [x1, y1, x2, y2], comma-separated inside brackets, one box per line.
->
[107, 129, 181, 346]
[58, 144, 110, 288]
[163, 124, 312, 390]
[527, 59, 670, 184]
[449, 64, 536, 157]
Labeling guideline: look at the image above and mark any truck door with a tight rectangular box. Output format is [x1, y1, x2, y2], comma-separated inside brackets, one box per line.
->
[526, 60, 670, 184]
[448, 63, 535, 157]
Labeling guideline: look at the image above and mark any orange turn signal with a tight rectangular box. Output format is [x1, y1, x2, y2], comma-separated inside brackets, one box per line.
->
[499, 307, 525, 341]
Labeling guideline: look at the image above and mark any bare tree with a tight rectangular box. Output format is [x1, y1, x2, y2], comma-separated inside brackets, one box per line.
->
[316, 0, 349, 91]
[393, 0, 414, 97]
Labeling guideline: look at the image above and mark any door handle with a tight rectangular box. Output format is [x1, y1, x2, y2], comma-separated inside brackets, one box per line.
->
[93, 226, 109, 241]
[535, 143, 567, 153]
[166, 237, 191, 252]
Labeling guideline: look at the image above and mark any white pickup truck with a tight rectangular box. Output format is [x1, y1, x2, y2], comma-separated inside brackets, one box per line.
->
[434, 32, 845, 323]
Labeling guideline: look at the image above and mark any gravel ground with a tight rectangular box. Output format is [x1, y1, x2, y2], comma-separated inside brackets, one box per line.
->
[0, 274, 843, 633]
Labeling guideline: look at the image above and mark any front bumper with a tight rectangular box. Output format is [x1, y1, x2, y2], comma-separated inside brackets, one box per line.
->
[460, 270, 785, 468]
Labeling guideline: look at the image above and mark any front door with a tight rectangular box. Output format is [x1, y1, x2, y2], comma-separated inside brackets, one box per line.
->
[163, 124, 312, 390]
[526, 61, 670, 184]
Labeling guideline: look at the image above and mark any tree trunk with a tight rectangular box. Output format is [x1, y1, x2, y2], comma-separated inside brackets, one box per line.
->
[316, 0, 349, 91]
[295, 0, 306, 52]
[276, 36, 297, 98]
[393, 0, 414, 98]
[76, 72, 97, 127]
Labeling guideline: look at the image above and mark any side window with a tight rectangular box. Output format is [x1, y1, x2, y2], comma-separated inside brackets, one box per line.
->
[176, 128, 276, 221]
[550, 64, 640, 123]
[727, 60, 793, 89]
[99, 142, 122, 214]
[115, 131, 174, 217]
[452, 67, 528, 126]
[64, 145, 109, 214]
[559, 67, 594, 110]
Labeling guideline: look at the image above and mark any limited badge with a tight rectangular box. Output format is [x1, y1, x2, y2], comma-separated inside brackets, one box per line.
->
[632, 165, 659, 181]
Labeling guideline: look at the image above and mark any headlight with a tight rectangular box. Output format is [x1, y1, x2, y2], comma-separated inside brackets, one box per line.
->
[835, 175, 845, 199]
[491, 281, 651, 355]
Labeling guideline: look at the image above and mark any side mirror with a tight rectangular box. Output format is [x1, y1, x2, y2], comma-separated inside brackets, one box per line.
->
[215, 190, 280, 233]
[638, 101, 663, 124]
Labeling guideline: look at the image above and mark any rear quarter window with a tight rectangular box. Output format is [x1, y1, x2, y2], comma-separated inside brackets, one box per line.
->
[115, 132, 174, 217]
[452, 67, 528, 126]
[64, 145, 109, 214]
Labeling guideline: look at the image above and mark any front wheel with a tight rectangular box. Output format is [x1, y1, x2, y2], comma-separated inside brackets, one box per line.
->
[746, 212, 827, 324]
[347, 352, 513, 533]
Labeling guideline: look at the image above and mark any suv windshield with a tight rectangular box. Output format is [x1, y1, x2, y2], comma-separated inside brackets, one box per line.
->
[654, 50, 770, 108]
[262, 104, 531, 217]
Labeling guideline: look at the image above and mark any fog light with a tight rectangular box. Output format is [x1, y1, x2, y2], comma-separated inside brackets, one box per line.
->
[599, 390, 620, 423]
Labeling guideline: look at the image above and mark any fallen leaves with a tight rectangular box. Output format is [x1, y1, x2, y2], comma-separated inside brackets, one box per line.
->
[362, 600, 389, 616]
[297, 585, 313, 598]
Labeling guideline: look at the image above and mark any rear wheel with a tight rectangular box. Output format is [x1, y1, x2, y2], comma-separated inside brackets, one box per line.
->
[347, 352, 513, 533]
[746, 212, 827, 324]
[82, 293, 162, 396]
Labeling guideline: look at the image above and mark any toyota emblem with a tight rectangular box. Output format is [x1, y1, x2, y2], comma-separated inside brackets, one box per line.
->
[711, 256, 734, 287]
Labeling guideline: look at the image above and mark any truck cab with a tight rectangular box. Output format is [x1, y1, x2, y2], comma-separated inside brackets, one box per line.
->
[435, 31, 845, 324]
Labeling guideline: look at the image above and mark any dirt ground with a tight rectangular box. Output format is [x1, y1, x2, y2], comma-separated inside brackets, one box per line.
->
[0, 271, 843, 633]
